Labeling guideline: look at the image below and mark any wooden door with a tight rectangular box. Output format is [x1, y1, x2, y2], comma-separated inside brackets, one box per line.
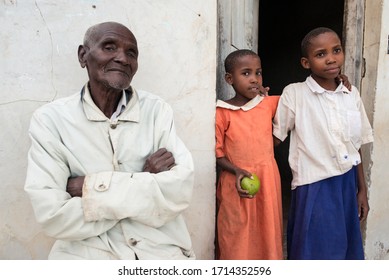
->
[217, 0, 259, 100]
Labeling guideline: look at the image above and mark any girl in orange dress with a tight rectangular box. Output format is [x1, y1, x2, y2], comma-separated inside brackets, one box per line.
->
[215, 49, 283, 259]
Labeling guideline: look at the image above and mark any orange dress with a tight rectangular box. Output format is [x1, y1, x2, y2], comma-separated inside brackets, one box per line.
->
[215, 95, 283, 260]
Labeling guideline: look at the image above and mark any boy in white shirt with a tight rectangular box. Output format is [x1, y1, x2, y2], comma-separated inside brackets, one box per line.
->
[273, 27, 373, 260]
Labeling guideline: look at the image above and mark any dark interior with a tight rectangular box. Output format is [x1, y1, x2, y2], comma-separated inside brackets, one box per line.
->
[257, 0, 345, 255]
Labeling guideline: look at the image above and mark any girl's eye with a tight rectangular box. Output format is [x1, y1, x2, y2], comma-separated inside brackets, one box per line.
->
[256, 72, 262, 76]
[334, 48, 342, 54]
[316, 52, 325, 58]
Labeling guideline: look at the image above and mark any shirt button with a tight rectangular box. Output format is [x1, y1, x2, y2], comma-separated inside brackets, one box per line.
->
[95, 183, 108, 192]
[129, 238, 138, 246]
[110, 123, 117, 129]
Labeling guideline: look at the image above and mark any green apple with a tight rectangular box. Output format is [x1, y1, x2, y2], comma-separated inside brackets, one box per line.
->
[240, 174, 260, 196]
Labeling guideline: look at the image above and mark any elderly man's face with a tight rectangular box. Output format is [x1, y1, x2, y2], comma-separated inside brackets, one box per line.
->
[79, 23, 138, 91]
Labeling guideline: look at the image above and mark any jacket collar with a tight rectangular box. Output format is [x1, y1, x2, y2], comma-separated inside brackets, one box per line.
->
[81, 83, 140, 122]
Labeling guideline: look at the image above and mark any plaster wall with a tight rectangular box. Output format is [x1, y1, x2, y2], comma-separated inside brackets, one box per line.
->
[0, 0, 217, 259]
[362, 0, 389, 260]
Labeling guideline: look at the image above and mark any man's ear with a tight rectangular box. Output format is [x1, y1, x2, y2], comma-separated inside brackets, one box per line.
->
[78, 45, 87, 68]
[225, 73, 233, 85]
[300, 57, 310, 70]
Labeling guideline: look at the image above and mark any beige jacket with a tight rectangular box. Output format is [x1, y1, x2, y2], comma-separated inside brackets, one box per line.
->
[24, 85, 195, 259]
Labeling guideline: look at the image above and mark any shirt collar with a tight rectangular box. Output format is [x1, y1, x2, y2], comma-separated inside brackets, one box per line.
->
[110, 91, 127, 121]
[216, 95, 264, 111]
[81, 83, 140, 122]
[306, 75, 351, 94]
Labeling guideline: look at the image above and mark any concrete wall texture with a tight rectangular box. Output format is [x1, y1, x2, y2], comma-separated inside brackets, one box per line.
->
[1, 0, 389, 260]
[362, 0, 389, 260]
[0, 0, 217, 259]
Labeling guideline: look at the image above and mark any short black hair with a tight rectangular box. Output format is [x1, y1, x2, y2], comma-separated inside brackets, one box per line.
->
[301, 27, 340, 57]
[224, 49, 259, 73]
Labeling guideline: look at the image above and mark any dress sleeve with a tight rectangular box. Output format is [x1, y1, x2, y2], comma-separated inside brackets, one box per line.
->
[269, 95, 281, 117]
[215, 108, 227, 159]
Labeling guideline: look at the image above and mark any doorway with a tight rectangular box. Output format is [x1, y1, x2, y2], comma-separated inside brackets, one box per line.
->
[257, 0, 345, 257]
[216, 0, 364, 258]
[258, 0, 345, 94]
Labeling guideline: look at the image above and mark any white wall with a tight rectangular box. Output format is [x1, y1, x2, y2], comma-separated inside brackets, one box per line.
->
[0, 0, 216, 259]
[362, 0, 389, 260]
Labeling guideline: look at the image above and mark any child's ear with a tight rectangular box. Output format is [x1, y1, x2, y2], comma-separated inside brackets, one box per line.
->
[225, 73, 233, 85]
[300, 57, 310, 70]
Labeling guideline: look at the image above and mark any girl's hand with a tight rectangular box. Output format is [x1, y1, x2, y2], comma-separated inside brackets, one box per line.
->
[235, 169, 255, 199]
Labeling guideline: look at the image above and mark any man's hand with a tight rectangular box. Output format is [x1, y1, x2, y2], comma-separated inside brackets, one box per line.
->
[143, 148, 175, 173]
[66, 176, 85, 197]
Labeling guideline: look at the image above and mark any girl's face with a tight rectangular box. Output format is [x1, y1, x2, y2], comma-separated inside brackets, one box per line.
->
[301, 31, 345, 87]
[225, 55, 263, 102]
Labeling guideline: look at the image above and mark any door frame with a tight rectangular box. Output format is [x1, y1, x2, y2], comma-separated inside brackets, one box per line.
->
[217, 0, 365, 99]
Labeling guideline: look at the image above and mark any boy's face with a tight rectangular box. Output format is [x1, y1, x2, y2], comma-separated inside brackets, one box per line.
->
[301, 31, 344, 83]
[225, 55, 263, 101]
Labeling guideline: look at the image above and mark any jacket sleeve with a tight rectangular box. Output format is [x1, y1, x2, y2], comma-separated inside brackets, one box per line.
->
[81, 103, 194, 228]
[24, 111, 118, 241]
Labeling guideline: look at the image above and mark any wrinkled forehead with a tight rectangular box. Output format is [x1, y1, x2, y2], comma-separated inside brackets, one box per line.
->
[85, 22, 137, 46]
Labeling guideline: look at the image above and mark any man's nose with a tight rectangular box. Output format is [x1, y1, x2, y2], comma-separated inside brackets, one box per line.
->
[114, 50, 130, 64]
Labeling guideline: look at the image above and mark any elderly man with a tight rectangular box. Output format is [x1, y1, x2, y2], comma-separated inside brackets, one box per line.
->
[24, 21, 195, 260]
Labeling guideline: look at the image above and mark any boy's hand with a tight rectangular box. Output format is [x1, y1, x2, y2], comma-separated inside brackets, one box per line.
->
[357, 190, 370, 221]
[259, 85, 270, 96]
[337, 74, 352, 91]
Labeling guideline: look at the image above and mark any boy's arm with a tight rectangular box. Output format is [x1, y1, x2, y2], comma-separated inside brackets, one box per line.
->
[357, 150, 370, 221]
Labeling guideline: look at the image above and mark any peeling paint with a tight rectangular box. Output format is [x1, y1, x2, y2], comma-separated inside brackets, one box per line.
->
[373, 241, 389, 260]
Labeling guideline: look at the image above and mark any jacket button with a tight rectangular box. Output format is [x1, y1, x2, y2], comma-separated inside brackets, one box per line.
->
[95, 184, 108, 192]
[129, 238, 138, 246]
[110, 123, 117, 129]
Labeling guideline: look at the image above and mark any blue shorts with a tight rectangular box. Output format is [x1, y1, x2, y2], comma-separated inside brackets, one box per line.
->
[287, 166, 364, 260]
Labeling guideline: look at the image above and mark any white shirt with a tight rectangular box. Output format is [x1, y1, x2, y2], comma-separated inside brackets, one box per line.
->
[273, 76, 373, 189]
[24, 84, 195, 259]
[110, 90, 127, 121]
